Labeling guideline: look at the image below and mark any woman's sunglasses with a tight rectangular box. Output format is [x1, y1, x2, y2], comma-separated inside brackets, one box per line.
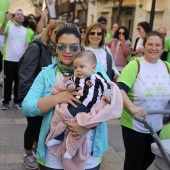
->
[118, 32, 125, 35]
[57, 44, 79, 52]
[80, 30, 86, 34]
[89, 32, 102, 36]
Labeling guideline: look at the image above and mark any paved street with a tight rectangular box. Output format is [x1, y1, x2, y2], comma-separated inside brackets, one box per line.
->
[0, 103, 154, 170]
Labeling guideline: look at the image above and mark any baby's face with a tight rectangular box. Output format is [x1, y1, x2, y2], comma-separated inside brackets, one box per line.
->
[73, 57, 96, 79]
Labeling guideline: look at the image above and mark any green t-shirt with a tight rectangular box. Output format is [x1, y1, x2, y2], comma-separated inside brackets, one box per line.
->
[118, 58, 170, 133]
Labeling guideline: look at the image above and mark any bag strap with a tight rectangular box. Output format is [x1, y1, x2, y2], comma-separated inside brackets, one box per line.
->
[104, 46, 113, 79]
[164, 61, 170, 73]
[136, 59, 140, 76]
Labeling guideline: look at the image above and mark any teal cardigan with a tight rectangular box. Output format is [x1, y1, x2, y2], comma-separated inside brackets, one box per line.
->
[22, 61, 109, 166]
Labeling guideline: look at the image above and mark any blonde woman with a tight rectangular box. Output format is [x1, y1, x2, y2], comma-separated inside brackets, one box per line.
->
[18, 20, 65, 169]
[84, 22, 119, 81]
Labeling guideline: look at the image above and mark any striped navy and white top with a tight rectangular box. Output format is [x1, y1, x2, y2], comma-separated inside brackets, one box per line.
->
[66, 72, 111, 108]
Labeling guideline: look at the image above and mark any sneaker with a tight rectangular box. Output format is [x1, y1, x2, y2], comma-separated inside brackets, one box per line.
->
[1, 103, 9, 110]
[13, 103, 22, 110]
[32, 147, 37, 159]
[22, 154, 39, 169]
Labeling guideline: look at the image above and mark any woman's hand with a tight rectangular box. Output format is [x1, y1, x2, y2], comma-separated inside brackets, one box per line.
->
[113, 74, 119, 82]
[129, 105, 147, 117]
[38, 87, 83, 113]
[63, 119, 89, 140]
[56, 87, 82, 108]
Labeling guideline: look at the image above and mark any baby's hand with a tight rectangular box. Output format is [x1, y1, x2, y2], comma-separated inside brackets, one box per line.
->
[68, 84, 76, 91]
[102, 94, 111, 103]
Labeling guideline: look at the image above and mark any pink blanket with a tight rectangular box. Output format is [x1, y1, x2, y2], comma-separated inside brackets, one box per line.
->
[46, 81, 123, 170]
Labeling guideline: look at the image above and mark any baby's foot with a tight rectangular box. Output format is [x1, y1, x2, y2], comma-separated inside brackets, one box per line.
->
[47, 139, 61, 147]
[64, 151, 72, 159]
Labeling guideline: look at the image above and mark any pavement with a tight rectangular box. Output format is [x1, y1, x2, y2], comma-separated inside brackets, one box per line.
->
[0, 102, 155, 170]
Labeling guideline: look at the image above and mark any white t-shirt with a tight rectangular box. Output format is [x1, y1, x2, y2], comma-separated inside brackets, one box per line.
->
[0, 35, 5, 53]
[4, 23, 27, 62]
[136, 37, 144, 56]
[119, 58, 170, 133]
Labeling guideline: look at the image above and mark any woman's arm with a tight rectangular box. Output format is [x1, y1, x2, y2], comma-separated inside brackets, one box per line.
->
[105, 38, 113, 48]
[38, 89, 82, 113]
[22, 70, 82, 116]
[121, 89, 147, 117]
[120, 39, 132, 56]
[36, 9, 48, 34]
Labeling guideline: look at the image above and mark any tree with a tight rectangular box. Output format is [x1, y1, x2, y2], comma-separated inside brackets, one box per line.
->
[78, 0, 88, 10]
[30, 0, 43, 16]
[113, 0, 123, 24]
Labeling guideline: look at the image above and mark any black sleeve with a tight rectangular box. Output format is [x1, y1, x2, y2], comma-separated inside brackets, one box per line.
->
[160, 51, 167, 61]
[18, 43, 41, 100]
[133, 37, 140, 52]
[116, 82, 130, 93]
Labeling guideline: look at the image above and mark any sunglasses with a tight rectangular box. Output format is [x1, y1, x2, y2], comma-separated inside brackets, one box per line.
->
[16, 13, 24, 17]
[80, 30, 86, 34]
[118, 32, 125, 35]
[57, 44, 79, 52]
[89, 32, 102, 36]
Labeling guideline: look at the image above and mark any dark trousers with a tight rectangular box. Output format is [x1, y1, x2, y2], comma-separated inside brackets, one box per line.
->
[122, 126, 160, 170]
[39, 163, 100, 170]
[54, 102, 90, 141]
[0, 52, 2, 73]
[24, 116, 43, 150]
[3, 60, 19, 104]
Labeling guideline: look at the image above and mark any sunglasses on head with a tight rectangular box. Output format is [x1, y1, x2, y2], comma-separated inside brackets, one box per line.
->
[89, 32, 102, 36]
[57, 44, 79, 52]
[118, 32, 125, 35]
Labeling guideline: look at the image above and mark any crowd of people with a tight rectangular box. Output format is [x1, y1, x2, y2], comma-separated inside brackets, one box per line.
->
[0, 7, 170, 170]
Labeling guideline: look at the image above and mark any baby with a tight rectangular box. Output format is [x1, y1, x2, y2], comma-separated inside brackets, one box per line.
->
[47, 50, 113, 159]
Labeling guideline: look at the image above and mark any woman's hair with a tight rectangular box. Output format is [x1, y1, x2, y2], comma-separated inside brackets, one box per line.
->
[97, 16, 107, 23]
[56, 23, 81, 44]
[34, 20, 65, 45]
[79, 25, 87, 32]
[74, 50, 97, 65]
[84, 22, 105, 48]
[138, 21, 151, 33]
[114, 26, 129, 40]
[143, 30, 164, 49]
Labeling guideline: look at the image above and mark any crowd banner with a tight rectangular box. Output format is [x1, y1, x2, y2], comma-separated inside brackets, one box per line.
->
[45, 0, 56, 18]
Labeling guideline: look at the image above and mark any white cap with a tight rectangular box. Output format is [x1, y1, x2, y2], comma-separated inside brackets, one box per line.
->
[73, 19, 79, 23]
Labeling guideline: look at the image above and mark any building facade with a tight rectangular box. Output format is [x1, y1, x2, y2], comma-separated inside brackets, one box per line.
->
[8, 0, 170, 46]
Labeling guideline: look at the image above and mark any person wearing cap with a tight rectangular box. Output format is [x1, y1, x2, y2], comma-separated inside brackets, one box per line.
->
[73, 19, 80, 27]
